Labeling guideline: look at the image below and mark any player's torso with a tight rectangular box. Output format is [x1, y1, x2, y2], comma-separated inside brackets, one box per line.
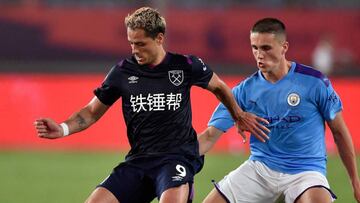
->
[119, 62, 191, 113]
[114, 54, 199, 158]
[243, 63, 330, 174]
[242, 64, 325, 154]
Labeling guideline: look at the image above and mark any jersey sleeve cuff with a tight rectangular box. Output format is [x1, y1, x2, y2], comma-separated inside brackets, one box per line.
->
[208, 119, 233, 132]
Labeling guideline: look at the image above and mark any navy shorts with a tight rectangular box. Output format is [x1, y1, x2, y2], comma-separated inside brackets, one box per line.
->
[98, 155, 202, 203]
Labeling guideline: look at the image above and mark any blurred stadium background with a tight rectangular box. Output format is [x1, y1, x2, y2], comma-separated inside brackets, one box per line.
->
[1, 0, 360, 202]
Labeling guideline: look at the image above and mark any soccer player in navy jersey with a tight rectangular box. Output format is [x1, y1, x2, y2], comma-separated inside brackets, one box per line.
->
[33, 7, 269, 203]
[199, 18, 360, 203]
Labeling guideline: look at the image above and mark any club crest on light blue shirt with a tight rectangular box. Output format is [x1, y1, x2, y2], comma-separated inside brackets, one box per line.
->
[287, 92, 300, 106]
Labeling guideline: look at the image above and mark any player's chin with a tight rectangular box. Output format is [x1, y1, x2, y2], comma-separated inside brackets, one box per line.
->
[257, 65, 267, 71]
[137, 59, 147, 65]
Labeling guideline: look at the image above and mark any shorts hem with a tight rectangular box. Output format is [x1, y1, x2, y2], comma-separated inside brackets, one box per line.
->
[95, 185, 122, 202]
[212, 180, 231, 203]
[294, 185, 337, 202]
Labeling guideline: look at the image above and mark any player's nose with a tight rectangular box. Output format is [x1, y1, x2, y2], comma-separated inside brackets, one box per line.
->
[132, 48, 138, 55]
[256, 52, 264, 59]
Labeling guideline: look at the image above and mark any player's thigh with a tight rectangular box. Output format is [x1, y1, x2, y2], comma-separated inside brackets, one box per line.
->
[283, 171, 335, 203]
[153, 159, 196, 202]
[295, 187, 332, 203]
[85, 187, 118, 203]
[159, 183, 189, 203]
[99, 162, 156, 203]
[214, 160, 279, 203]
[202, 188, 228, 203]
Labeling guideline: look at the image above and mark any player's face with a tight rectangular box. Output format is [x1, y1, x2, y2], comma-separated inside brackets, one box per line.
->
[250, 32, 288, 73]
[127, 28, 164, 65]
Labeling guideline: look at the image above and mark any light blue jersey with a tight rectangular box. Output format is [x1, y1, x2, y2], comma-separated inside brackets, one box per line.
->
[209, 62, 342, 175]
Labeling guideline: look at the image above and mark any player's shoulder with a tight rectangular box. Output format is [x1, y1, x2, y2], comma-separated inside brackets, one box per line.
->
[109, 56, 139, 72]
[102, 57, 135, 79]
[167, 52, 200, 65]
[166, 52, 209, 73]
[293, 63, 330, 87]
[120, 56, 138, 68]
[233, 71, 259, 89]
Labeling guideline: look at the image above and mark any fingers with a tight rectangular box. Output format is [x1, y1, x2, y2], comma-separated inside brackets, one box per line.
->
[256, 116, 270, 125]
[34, 120, 46, 129]
[34, 119, 51, 138]
[238, 127, 267, 143]
[247, 114, 270, 140]
[255, 121, 270, 137]
[250, 127, 269, 143]
[236, 113, 270, 142]
[238, 129, 247, 143]
[38, 132, 49, 138]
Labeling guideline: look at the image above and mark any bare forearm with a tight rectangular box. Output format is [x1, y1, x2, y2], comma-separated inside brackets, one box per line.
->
[206, 73, 270, 142]
[34, 97, 108, 139]
[63, 98, 108, 136]
[210, 79, 243, 121]
[198, 133, 215, 156]
[327, 113, 360, 202]
[334, 132, 359, 182]
[63, 109, 95, 135]
[198, 127, 223, 155]
[329, 113, 360, 184]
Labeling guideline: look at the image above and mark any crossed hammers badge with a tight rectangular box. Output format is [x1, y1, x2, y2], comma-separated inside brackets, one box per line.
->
[168, 70, 184, 86]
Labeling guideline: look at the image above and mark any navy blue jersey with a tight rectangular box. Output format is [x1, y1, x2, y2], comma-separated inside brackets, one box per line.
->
[94, 52, 213, 161]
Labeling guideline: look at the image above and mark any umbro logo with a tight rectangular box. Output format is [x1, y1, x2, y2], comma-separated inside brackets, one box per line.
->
[128, 76, 139, 84]
[172, 164, 186, 182]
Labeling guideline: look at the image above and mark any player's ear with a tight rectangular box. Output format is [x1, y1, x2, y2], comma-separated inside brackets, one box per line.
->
[156, 33, 164, 44]
[282, 41, 289, 55]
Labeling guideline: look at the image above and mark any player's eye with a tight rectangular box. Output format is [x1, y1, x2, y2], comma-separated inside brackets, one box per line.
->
[261, 45, 272, 51]
[136, 42, 145, 47]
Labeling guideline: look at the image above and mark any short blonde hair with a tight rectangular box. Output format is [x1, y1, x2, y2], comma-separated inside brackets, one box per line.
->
[125, 7, 166, 39]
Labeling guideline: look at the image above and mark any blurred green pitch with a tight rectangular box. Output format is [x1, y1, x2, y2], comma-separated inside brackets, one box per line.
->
[0, 151, 358, 203]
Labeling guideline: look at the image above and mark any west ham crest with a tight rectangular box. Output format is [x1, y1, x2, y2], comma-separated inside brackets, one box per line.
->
[168, 70, 184, 86]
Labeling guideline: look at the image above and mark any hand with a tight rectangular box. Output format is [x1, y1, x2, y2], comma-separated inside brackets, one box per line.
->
[33, 118, 64, 139]
[235, 112, 270, 143]
[352, 179, 360, 202]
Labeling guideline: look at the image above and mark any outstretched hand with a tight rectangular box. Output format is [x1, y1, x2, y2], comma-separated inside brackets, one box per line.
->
[235, 112, 270, 143]
[33, 118, 64, 139]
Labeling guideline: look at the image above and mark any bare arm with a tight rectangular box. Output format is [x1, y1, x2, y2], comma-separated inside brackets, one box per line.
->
[198, 126, 224, 155]
[327, 111, 360, 202]
[34, 97, 109, 139]
[206, 73, 269, 142]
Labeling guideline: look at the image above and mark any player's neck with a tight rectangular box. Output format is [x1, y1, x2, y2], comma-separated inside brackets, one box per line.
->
[264, 60, 291, 83]
[150, 48, 167, 67]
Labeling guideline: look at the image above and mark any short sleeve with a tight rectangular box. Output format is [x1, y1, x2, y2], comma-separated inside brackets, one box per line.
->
[317, 79, 342, 121]
[208, 103, 235, 132]
[187, 55, 213, 88]
[93, 65, 121, 106]
[208, 85, 244, 132]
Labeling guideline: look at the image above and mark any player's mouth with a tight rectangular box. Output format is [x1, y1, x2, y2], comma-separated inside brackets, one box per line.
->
[258, 61, 265, 68]
[135, 55, 145, 63]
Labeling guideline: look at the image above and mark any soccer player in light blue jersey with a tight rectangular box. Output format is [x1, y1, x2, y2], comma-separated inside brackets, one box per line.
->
[199, 18, 360, 203]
